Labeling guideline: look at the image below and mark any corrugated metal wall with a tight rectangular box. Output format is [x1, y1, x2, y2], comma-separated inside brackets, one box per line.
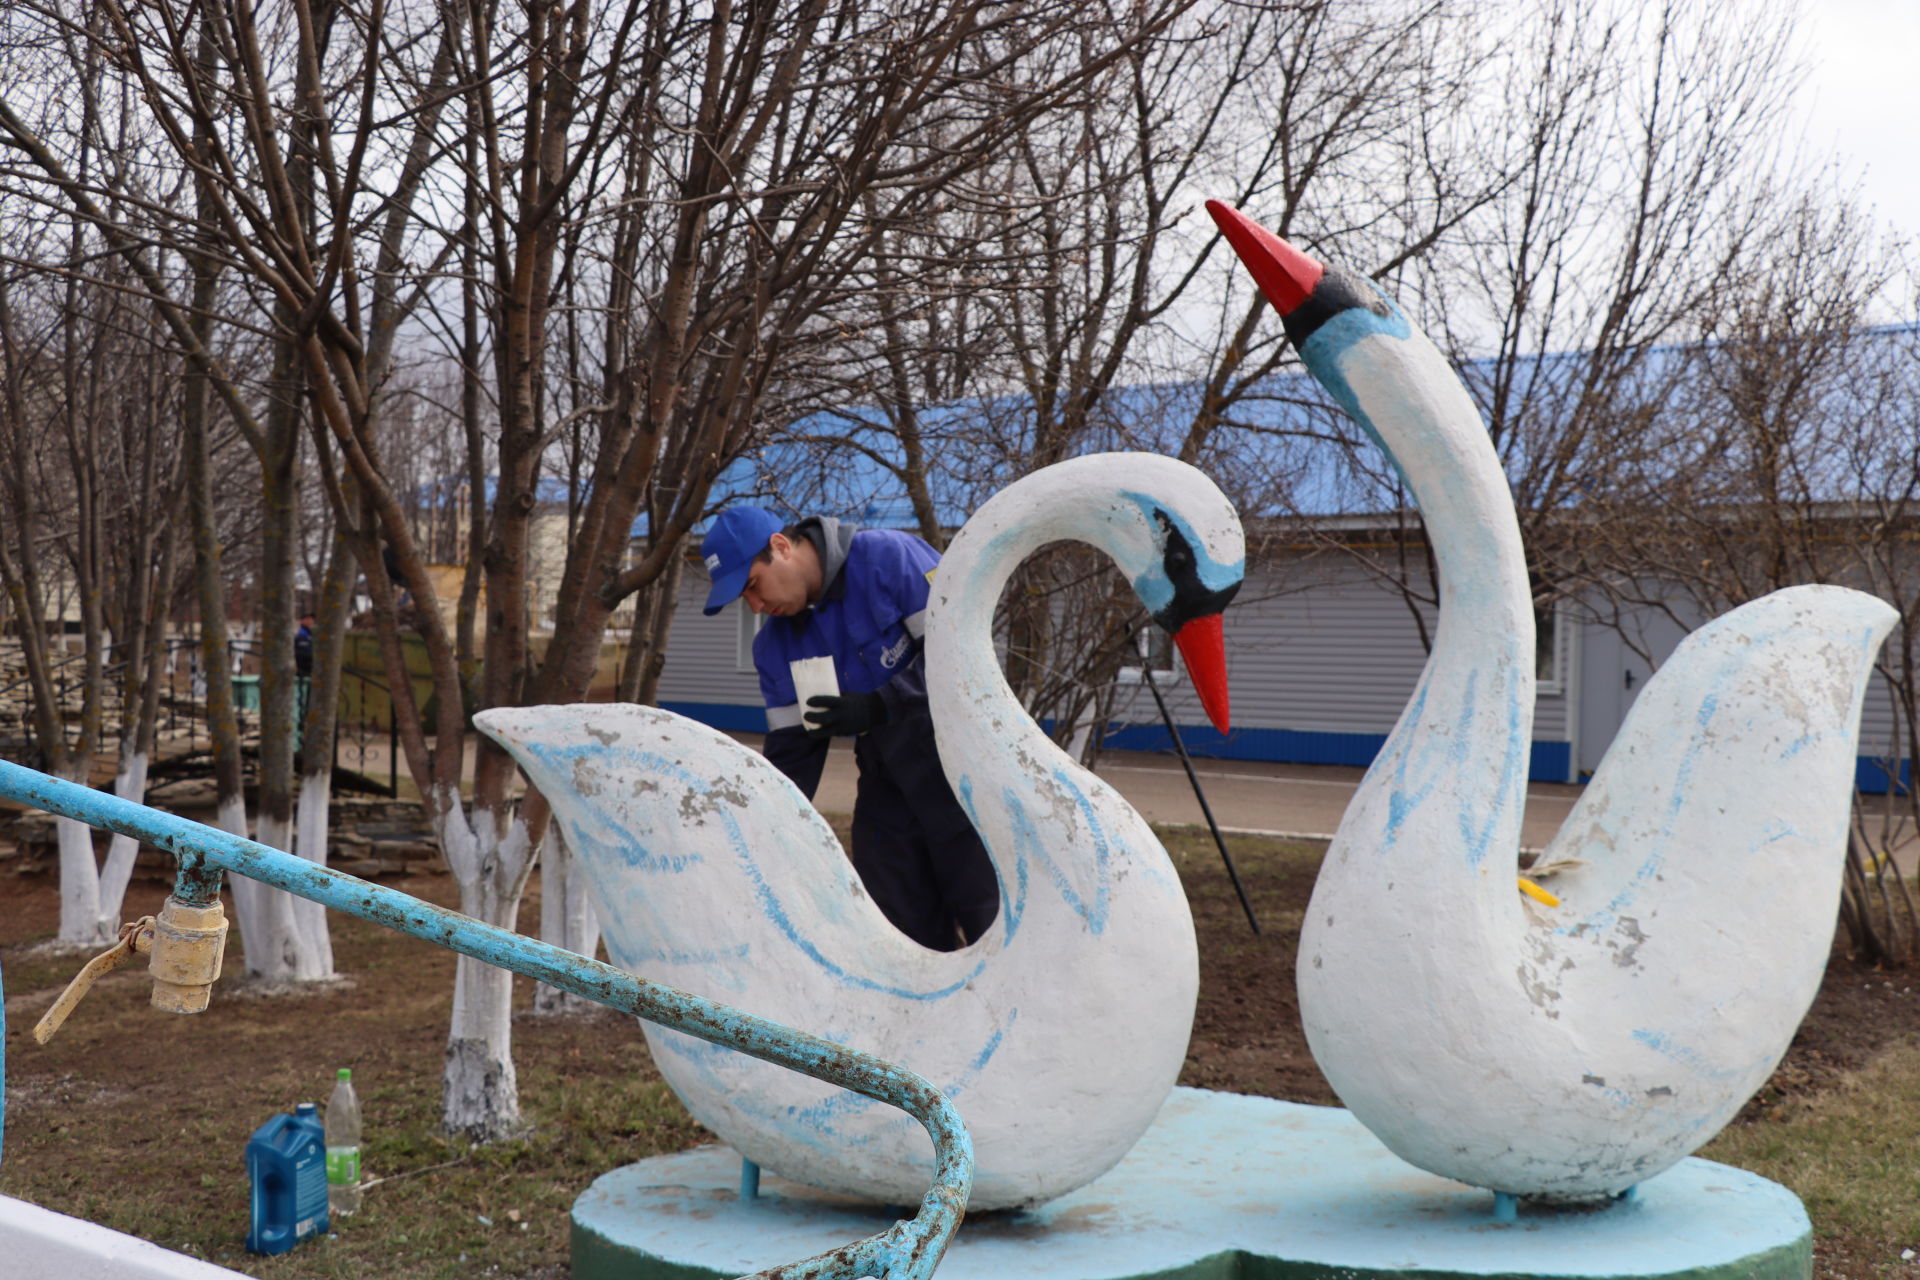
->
[654, 584, 763, 713]
[1099, 553, 1573, 779]
[653, 550, 1581, 775]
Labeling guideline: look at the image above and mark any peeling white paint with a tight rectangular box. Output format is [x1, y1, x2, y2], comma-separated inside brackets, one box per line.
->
[436, 795, 532, 1139]
[1294, 314, 1900, 1200]
[95, 750, 149, 937]
[477, 454, 1244, 1209]
[534, 824, 603, 1015]
[54, 763, 111, 948]
[220, 796, 332, 984]
[291, 771, 337, 977]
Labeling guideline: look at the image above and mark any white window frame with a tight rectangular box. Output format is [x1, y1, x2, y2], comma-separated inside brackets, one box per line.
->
[735, 602, 765, 671]
[1115, 627, 1182, 687]
[1536, 598, 1568, 697]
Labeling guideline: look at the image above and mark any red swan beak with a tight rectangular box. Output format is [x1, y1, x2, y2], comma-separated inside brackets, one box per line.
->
[1205, 200, 1324, 317]
[1173, 613, 1231, 736]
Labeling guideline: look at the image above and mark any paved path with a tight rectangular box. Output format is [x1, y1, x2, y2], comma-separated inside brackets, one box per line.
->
[750, 736, 1587, 853]
[775, 736, 1915, 865]
[350, 729, 1916, 868]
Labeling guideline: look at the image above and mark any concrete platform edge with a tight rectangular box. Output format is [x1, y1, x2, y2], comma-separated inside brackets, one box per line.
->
[569, 1089, 1811, 1280]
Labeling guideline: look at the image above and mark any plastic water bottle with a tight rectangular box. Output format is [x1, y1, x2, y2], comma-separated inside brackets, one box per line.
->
[325, 1067, 363, 1216]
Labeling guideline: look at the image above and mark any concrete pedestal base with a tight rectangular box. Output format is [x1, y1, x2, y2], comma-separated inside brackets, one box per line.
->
[572, 1088, 1810, 1280]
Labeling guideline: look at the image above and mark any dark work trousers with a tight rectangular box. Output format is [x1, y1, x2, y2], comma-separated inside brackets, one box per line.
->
[849, 708, 1000, 952]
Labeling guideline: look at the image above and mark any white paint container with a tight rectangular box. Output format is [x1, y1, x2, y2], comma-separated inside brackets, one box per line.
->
[788, 657, 838, 714]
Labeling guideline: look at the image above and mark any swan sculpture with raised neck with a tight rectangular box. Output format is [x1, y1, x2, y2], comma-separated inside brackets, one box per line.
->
[1209, 200, 1898, 1201]
[476, 453, 1243, 1209]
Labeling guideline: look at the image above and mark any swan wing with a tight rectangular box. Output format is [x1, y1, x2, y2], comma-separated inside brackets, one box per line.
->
[477, 704, 1000, 1193]
[478, 702, 939, 996]
[1536, 585, 1896, 1001]
[1494, 585, 1899, 1183]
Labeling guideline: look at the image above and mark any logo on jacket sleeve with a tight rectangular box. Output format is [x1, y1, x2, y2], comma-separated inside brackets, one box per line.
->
[878, 634, 913, 669]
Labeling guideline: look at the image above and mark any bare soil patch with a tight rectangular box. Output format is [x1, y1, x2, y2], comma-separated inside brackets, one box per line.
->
[1, 831, 1916, 1276]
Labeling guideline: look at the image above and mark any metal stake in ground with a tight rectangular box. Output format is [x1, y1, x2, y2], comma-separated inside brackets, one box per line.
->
[1141, 663, 1259, 934]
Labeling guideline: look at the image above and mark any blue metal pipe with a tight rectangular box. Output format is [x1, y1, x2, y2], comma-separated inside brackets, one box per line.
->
[0, 758, 970, 1279]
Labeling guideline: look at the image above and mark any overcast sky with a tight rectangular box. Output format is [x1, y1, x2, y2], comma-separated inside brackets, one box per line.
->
[1796, 0, 1920, 246]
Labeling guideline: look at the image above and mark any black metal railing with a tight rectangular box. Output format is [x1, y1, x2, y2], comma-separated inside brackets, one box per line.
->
[0, 631, 399, 799]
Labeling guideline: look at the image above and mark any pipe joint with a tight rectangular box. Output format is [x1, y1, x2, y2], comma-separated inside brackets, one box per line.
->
[148, 897, 229, 1013]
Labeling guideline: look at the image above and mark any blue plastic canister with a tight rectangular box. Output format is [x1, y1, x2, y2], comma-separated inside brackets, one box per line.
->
[246, 1102, 330, 1254]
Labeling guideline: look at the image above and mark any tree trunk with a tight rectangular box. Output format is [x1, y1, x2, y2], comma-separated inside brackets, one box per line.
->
[53, 762, 106, 947]
[179, 104, 269, 972]
[438, 803, 533, 1139]
[532, 823, 602, 1015]
[53, 156, 114, 947]
[616, 550, 684, 705]
[288, 531, 357, 978]
[247, 332, 333, 981]
[99, 522, 181, 924]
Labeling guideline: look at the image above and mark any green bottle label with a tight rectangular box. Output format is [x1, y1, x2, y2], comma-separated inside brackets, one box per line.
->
[327, 1147, 359, 1186]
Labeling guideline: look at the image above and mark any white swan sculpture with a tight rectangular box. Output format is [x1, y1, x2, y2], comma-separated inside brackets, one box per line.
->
[475, 454, 1243, 1209]
[1209, 201, 1899, 1201]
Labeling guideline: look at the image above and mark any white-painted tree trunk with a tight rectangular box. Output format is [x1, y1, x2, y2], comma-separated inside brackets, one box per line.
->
[436, 794, 533, 1140]
[1063, 717, 1096, 769]
[216, 796, 333, 982]
[53, 761, 112, 949]
[533, 824, 601, 1015]
[290, 770, 336, 975]
[95, 749, 149, 936]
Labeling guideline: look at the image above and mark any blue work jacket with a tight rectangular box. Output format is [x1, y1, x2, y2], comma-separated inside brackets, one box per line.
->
[754, 520, 940, 796]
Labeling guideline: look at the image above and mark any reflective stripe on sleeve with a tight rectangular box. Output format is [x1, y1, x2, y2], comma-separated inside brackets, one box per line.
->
[903, 609, 927, 639]
[766, 703, 805, 731]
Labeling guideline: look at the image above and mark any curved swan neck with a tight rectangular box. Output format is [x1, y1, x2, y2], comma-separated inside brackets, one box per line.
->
[1321, 330, 1534, 651]
[925, 454, 1242, 820]
[932, 469, 1094, 716]
[1315, 318, 1538, 871]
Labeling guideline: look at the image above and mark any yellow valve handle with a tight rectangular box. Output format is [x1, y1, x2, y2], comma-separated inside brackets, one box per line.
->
[32, 916, 156, 1045]
[1517, 877, 1560, 908]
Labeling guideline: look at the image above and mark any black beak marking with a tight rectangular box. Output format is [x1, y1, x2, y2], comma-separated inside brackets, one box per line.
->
[1150, 510, 1240, 634]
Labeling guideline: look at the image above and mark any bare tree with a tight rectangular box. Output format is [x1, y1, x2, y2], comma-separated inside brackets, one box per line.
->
[1365, 0, 1803, 623]
[1562, 187, 1918, 960]
[771, 0, 1506, 761]
[0, 2, 343, 979]
[0, 180, 199, 947]
[55, 249, 192, 938]
[1, 0, 1199, 1137]
[0, 263, 109, 947]
[480, 0, 1205, 1119]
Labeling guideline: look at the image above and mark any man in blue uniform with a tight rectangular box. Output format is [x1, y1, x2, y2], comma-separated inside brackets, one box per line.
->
[701, 506, 998, 952]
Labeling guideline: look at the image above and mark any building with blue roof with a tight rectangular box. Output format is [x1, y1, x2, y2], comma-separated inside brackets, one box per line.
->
[499, 329, 1917, 795]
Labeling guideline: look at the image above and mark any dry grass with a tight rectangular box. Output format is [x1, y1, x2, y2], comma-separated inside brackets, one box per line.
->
[1705, 1038, 1920, 1267]
[0, 873, 709, 1279]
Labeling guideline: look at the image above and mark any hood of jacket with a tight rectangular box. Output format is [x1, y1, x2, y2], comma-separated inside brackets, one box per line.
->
[794, 515, 857, 606]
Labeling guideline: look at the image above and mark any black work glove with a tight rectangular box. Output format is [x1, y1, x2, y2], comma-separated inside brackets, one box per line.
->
[804, 691, 887, 738]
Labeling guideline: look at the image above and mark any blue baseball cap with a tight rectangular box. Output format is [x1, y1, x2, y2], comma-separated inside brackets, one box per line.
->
[701, 507, 784, 615]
